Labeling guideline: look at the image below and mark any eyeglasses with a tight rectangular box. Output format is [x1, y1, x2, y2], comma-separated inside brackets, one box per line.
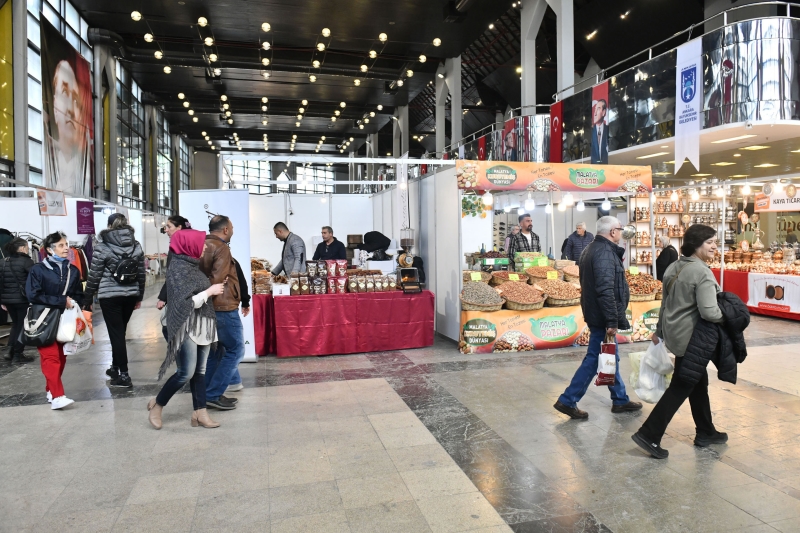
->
[610, 226, 623, 233]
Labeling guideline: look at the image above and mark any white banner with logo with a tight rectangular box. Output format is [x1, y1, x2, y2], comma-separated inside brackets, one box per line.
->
[675, 38, 702, 174]
[749, 273, 800, 314]
[754, 186, 800, 212]
[37, 189, 67, 216]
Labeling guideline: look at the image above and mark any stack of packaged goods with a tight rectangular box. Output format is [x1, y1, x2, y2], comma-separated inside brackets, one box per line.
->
[514, 251, 547, 272]
[250, 258, 274, 295]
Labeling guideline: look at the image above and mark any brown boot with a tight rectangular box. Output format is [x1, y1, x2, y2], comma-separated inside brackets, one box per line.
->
[147, 398, 163, 430]
[191, 408, 220, 428]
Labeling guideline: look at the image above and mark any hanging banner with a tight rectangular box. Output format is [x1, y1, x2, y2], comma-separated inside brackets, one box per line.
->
[675, 38, 703, 174]
[37, 189, 67, 216]
[549, 101, 563, 163]
[76, 201, 95, 234]
[477, 136, 487, 160]
[754, 186, 800, 212]
[40, 19, 94, 198]
[590, 81, 609, 164]
[455, 160, 651, 193]
[749, 273, 800, 314]
[502, 118, 517, 161]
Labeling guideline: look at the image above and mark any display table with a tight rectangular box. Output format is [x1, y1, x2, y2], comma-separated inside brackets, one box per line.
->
[460, 301, 661, 354]
[712, 269, 800, 320]
[252, 291, 435, 357]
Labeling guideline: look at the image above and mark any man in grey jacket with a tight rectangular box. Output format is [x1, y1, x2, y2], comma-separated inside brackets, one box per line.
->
[272, 222, 306, 275]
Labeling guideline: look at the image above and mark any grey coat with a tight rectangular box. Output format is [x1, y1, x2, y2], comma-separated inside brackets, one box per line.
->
[272, 232, 307, 275]
[86, 226, 146, 301]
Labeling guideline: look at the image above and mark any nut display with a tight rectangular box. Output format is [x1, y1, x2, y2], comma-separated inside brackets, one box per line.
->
[492, 271, 531, 283]
[456, 163, 479, 188]
[496, 282, 543, 304]
[630, 317, 652, 342]
[625, 271, 661, 295]
[533, 279, 581, 299]
[562, 265, 579, 278]
[461, 281, 504, 305]
[576, 327, 591, 346]
[493, 331, 535, 352]
[525, 266, 557, 278]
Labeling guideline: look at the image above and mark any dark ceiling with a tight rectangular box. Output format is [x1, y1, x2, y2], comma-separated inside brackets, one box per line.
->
[70, 0, 705, 157]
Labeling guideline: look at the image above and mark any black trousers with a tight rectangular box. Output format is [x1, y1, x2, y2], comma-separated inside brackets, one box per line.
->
[5, 303, 28, 356]
[638, 355, 717, 444]
[99, 296, 139, 373]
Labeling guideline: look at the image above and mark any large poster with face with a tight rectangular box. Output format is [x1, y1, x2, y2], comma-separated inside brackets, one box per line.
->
[590, 81, 609, 164]
[41, 19, 93, 198]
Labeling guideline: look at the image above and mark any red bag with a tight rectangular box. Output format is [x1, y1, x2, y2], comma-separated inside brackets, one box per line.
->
[594, 333, 617, 386]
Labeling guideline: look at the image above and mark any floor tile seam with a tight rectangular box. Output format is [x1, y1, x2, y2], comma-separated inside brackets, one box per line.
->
[719, 455, 800, 502]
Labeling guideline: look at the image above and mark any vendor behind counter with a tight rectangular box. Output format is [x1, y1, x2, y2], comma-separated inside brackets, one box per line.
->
[313, 226, 347, 261]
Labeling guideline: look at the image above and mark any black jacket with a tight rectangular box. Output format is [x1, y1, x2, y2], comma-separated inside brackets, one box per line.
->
[26, 257, 84, 310]
[679, 292, 749, 385]
[157, 250, 174, 303]
[579, 235, 630, 330]
[85, 226, 146, 301]
[656, 245, 679, 281]
[233, 258, 251, 309]
[0, 253, 34, 305]
[313, 238, 347, 261]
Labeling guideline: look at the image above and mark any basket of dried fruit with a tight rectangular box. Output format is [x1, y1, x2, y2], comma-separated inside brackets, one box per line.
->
[496, 282, 545, 310]
[625, 271, 661, 302]
[490, 271, 530, 286]
[656, 290, 662, 300]
[533, 279, 582, 307]
[463, 270, 492, 283]
[461, 281, 505, 311]
[630, 292, 657, 302]
[562, 265, 580, 282]
[524, 266, 562, 283]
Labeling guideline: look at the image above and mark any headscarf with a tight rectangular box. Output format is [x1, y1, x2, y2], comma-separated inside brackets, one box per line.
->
[169, 229, 206, 258]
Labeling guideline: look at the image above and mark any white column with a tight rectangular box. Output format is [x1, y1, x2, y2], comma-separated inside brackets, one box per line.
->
[547, 0, 575, 97]
[521, 0, 547, 109]
[435, 65, 448, 157]
[445, 56, 462, 145]
[12, 0, 28, 182]
[397, 105, 409, 155]
[392, 114, 401, 157]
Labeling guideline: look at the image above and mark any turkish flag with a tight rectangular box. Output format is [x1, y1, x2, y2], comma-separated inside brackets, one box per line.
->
[550, 101, 563, 163]
[478, 136, 486, 160]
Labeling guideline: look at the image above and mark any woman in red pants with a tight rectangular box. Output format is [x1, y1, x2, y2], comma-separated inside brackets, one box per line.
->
[25, 232, 84, 409]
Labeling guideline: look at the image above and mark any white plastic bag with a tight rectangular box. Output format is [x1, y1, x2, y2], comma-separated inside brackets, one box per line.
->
[643, 340, 673, 375]
[63, 310, 92, 355]
[628, 352, 646, 389]
[636, 360, 667, 403]
[56, 305, 80, 343]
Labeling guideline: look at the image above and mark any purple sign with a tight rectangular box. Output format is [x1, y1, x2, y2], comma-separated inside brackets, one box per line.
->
[76, 201, 95, 235]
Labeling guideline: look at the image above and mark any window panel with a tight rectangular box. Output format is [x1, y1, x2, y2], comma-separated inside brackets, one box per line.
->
[27, 0, 41, 18]
[28, 139, 42, 170]
[29, 170, 43, 185]
[28, 108, 43, 141]
[66, 27, 79, 50]
[80, 17, 88, 41]
[42, 3, 59, 29]
[27, 15, 40, 47]
[65, 2, 79, 32]
[27, 77, 42, 110]
[44, 0, 59, 10]
[27, 47, 41, 78]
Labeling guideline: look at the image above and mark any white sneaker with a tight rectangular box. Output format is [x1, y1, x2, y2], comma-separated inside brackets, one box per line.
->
[46, 391, 52, 403]
[50, 396, 74, 410]
[226, 383, 244, 393]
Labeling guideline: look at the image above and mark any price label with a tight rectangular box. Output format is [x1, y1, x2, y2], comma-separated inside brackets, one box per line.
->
[508, 273, 520, 281]
[546, 271, 558, 280]
[485, 258, 495, 265]
[629, 266, 640, 275]
[536, 257, 549, 266]
[470, 272, 483, 281]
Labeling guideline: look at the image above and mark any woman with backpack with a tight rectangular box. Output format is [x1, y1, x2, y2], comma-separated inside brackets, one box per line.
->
[86, 214, 146, 388]
[0, 238, 35, 363]
[26, 232, 84, 409]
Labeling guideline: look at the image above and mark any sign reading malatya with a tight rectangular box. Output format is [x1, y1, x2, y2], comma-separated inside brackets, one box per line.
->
[455, 160, 651, 193]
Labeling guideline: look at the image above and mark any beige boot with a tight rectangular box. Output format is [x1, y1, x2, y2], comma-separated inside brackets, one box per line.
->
[147, 398, 163, 430]
[191, 408, 220, 428]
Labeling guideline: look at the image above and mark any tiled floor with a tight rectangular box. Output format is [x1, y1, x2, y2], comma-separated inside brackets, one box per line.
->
[2, 290, 800, 532]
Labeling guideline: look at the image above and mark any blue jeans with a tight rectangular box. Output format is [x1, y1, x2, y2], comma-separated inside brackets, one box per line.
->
[205, 310, 244, 401]
[558, 327, 630, 408]
[156, 337, 209, 410]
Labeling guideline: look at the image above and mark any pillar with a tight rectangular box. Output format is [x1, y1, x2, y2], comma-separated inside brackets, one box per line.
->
[368, 132, 378, 179]
[548, 0, 575, 97]
[445, 56, 462, 145]
[12, 0, 28, 182]
[93, 45, 118, 203]
[435, 64, 448, 157]
[521, 0, 547, 109]
[393, 105, 409, 156]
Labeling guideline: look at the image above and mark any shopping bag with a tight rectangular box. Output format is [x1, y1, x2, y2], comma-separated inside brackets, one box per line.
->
[636, 361, 667, 403]
[628, 352, 646, 389]
[643, 339, 673, 375]
[82, 310, 94, 345]
[594, 333, 617, 386]
[56, 305, 80, 343]
[63, 310, 93, 355]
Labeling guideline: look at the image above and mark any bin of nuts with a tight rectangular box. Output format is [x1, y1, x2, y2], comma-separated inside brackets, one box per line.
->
[533, 279, 581, 306]
[461, 281, 505, 311]
[562, 265, 579, 282]
[495, 282, 544, 310]
[524, 265, 562, 283]
[624, 271, 660, 301]
[490, 271, 531, 286]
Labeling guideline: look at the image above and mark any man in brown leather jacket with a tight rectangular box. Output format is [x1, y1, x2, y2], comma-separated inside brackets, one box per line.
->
[200, 215, 248, 410]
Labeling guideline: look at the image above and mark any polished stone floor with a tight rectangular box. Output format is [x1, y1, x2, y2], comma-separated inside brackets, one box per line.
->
[2, 289, 800, 532]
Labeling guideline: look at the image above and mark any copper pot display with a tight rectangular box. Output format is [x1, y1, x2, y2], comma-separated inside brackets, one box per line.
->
[743, 252, 753, 263]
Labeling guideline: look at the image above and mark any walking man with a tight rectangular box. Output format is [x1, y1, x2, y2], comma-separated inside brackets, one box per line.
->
[554, 216, 642, 419]
[201, 215, 245, 411]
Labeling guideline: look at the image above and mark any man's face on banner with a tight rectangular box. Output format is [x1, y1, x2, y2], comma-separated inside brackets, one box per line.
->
[505, 131, 516, 150]
[593, 100, 607, 126]
[53, 60, 83, 153]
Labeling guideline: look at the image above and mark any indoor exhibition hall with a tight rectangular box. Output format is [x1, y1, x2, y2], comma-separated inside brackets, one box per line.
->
[4, 0, 800, 532]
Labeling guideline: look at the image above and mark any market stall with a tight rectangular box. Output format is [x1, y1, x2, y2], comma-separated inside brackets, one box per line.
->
[455, 160, 655, 354]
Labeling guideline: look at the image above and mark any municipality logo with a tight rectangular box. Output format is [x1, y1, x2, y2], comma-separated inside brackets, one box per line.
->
[681, 66, 696, 103]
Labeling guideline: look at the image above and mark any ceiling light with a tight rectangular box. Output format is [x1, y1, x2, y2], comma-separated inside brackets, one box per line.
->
[729, 174, 749, 178]
[183, 101, 190, 108]
[297, 114, 302, 120]
[221, 95, 228, 101]
[202, 131, 207, 135]
[558, 202, 566, 212]
[262, 105, 267, 111]
[397, 80, 404, 86]
[261, 58, 270, 66]
[154, 50, 163, 59]
[349, 137, 354, 141]
[213, 68, 222, 76]
[544, 202, 553, 213]
[163, 66, 171, 74]
[488, 23, 495, 29]
[331, 116, 337, 121]
[692, 173, 712, 176]
[204, 37, 214, 46]
[321, 136, 326, 140]
[334, 110, 340, 116]
[317, 43, 325, 51]
[262, 71, 270, 79]
[261, 22, 271, 32]
[354, 79, 361, 86]
[433, 38, 441, 46]
[359, 124, 364, 129]
[227, 118, 233, 124]
[755, 163, 778, 168]
[313, 60, 320, 68]
[261, 97, 268, 103]
[205, 136, 209, 140]
[369, 50, 377, 59]
[516, 66, 522, 74]
[406, 69, 414, 77]
[601, 199, 611, 211]
[636, 151, 669, 160]
[360, 64, 368, 72]
[711, 134, 757, 144]
[419, 55, 427, 63]
[741, 183, 751, 195]
[711, 162, 736, 166]
[262, 119, 268, 125]
[131, 11, 142, 21]
[338, 102, 346, 109]
[586, 30, 597, 39]
[503, 204, 512, 213]
[299, 107, 304, 113]
[740, 145, 770, 150]
[621, 10, 630, 19]
[225, 110, 231, 117]
[208, 141, 212, 145]
[197, 17, 208, 27]
[379, 32, 387, 42]
[670, 190, 678, 201]
[369, 111, 375, 117]
[309, 75, 317, 82]
[209, 54, 218, 62]
[691, 189, 700, 200]
[322, 28, 331, 37]
[364, 118, 369, 123]
[222, 103, 229, 110]
[178, 93, 185, 99]
[192, 117, 198, 122]
[576, 200, 585, 211]
[377, 105, 383, 110]
[144, 33, 154, 42]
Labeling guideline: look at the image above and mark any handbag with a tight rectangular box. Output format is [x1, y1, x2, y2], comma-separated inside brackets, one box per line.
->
[21, 263, 71, 347]
[594, 332, 618, 386]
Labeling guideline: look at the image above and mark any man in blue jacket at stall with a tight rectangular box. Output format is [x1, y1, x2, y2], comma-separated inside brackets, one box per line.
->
[312, 226, 347, 261]
[563, 222, 594, 262]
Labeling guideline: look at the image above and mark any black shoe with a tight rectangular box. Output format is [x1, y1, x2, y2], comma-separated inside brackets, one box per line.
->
[11, 353, 34, 364]
[109, 374, 133, 388]
[554, 401, 589, 420]
[207, 398, 237, 410]
[220, 394, 238, 405]
[106, 366, 119, 379]
[694, 431, 728, 447]
[612, 401, 643, 413]
[632, 432, 669, 459]
[3, 350, 12, 361]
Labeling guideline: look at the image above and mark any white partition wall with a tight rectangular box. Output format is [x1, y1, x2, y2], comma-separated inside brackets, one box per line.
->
[433, 169, 461, 341]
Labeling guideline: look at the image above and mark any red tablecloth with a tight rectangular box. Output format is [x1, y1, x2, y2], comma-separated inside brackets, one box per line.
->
[711, 269, 800, 320]
[252, 291, 435, 357]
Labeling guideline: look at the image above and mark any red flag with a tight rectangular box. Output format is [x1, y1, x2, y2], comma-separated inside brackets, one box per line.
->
[478, 136, 486, 160]
[550, 101, 563, 163]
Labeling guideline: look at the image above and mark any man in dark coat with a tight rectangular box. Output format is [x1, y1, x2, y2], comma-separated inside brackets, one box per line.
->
[563, 222, 594, 262]
[312, 226, 347, 261]
[555, 216, 642, 419]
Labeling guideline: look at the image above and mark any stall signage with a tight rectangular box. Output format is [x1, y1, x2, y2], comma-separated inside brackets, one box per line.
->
[529, 315, 578, 342]
[629, 266, 639, 275]
[508, 273, 520, 281]
[462, 318, 497, 347]
[568, 168, 606, 189]
[37, 190, 67, 216]
[754, 191, 800, 212]
[486, 165, 517, 186]
[630, 308, 660, 341]
[536, 257, 549, 266]
[748, 273, 800, 313]
[470, 272, 483, 281]
[546, 271, 558, 280]
[485, 258, 495, 265]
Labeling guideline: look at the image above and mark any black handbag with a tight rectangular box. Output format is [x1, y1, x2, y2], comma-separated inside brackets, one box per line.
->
[20, 263, 70, 347]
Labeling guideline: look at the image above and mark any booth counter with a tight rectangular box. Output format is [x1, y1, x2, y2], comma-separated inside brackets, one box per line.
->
[712, 269, 800, 320]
